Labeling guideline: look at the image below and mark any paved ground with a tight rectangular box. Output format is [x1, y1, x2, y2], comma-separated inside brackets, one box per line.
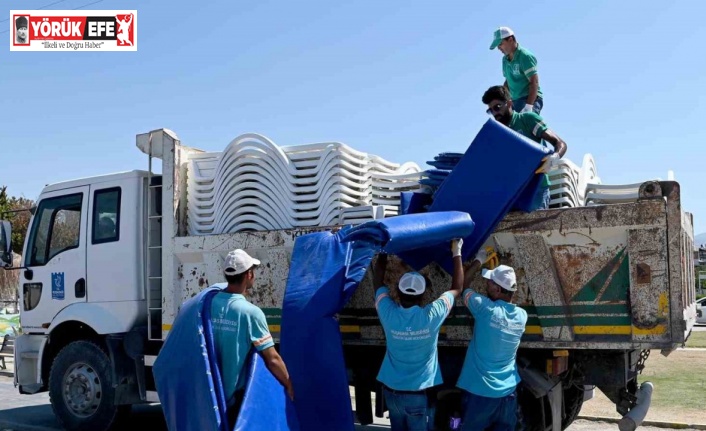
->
[2, 374, 700, 431]
[3, 329, 706, 431]
[0, 374, 392, 431]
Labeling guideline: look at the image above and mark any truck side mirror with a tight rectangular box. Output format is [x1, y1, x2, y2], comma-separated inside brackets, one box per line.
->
[0, 220, 12, 268]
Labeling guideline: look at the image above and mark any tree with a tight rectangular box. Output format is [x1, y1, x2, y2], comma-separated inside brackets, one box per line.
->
[0, 187, 29, 302]
[0, 186, 35, 254]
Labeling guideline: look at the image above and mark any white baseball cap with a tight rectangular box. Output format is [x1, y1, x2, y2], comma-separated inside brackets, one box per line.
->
[223, 249, 260, 276]
[490, 26, 514, 50]
[399, 272, 426, 296]
[482, 265, 517, 291]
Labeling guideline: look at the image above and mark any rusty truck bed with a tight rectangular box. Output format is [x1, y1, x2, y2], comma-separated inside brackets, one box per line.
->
[169, 181, 695, 352]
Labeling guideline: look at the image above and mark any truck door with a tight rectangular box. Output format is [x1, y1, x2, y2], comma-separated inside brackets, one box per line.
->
[20, 186, 89, 333]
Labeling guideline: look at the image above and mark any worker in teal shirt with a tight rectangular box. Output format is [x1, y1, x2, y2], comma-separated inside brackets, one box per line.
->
[482, 85, 568, 210]
[373, 239, 465, 431]
[490, 26, 543, 114]
[211, 249, 295, 427]
[456, 249, 528, 431]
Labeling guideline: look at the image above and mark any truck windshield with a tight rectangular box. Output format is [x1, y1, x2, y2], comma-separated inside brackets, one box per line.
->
[26, 193, 83, 266]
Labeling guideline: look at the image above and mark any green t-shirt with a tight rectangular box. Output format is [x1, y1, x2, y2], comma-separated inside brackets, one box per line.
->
[502, 45, 543, 101]
[508, 111, 547, 144]
[508, 111, 551, 187]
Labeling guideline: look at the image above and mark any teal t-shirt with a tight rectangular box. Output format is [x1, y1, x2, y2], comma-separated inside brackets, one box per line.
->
[211, 291, 275, 406]
[502, 45, 543, 101]
[375, 287, 454, 391]
[456, 289, 528, 398]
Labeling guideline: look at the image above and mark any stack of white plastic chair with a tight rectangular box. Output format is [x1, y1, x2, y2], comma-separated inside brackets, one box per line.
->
[584, 182, 651, 205]
[340, 205, 397, 225]
[546, 153, 601, 208]
[546, 158, 583, 208]
[577, 154, 600, 205]
[185, 133, 422, 235]
[186, 152, 220, 235]
[370, 157, 422, 212]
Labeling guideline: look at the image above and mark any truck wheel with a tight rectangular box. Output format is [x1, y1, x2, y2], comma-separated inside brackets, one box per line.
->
[561, 383, 585, 430]
[48, 340, 128, 431]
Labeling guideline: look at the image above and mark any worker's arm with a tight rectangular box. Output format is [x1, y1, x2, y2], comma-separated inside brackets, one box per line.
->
[503, 80, 509, 93]
[259, 347, 294, 401]
[448, 239, 464, 299]
[463, 259, 482, 289]
[463, 247, 496, 291]
[461, 249, 495, 315]
[372, 253, 388, 290]
[540, 129, 567, 158]
[526, 75, 539, 106]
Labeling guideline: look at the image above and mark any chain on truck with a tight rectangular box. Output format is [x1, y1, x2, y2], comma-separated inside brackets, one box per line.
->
[0, 129, 697, 431]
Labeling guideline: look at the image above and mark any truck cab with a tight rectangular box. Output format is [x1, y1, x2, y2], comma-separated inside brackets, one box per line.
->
[8, 171, 153, 429]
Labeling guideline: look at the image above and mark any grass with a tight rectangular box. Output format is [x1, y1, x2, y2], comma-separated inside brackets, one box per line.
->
[581, 349, 706, 424]
[686, 330, 706, 348]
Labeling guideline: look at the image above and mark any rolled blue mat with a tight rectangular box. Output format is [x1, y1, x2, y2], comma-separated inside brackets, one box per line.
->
[277, 229, 377, 431]
[234, 353, 300, 431]
[426, 160, 458, 170]
[399, 191, 433, 215]
[339, 211, 474, 255]
[436, 152, 464, 158]
[400, 118, 551, 273]
[419, 178, 444, 187]
[512, 173, 550, 212]
[153, 285, 230, 431]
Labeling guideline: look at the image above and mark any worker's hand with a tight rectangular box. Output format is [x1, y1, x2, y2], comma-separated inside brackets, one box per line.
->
[535, 153, 560, 174]
[451, 238, 463, 258]
[474, 247, 489, 265]
[520, 104, 534, 114]
[474, 246, 499, 268]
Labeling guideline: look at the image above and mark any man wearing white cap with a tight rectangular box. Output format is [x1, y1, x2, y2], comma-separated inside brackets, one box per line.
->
[210, 249, 294, 426]
[490, 26, 543, 114]
[456, 250, 527, 431]
[372, 239, 465, 431]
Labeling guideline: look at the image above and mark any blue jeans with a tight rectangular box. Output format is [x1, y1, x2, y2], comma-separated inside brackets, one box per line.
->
[539, 183, 551, 209]
[384, 387, 429, 431]
[461, 390, 518, 431]
[512, 96, 543, 114]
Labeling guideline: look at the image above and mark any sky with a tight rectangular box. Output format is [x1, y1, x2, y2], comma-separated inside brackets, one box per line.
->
[1, 0, 705, 233]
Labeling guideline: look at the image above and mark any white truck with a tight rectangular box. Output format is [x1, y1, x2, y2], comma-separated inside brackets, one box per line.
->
[0, 129, 697, 431]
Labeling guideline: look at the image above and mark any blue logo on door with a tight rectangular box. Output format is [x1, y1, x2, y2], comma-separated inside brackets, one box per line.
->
[51, 272, 65, 300]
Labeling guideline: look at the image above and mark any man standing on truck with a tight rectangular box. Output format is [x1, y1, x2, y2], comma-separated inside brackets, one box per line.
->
[483, 85, 568, 209]
[372, 239, 465, 431]
[456, 250, 527, 431]
[211, 249, 295, 426]
[490, 26, 543, 114]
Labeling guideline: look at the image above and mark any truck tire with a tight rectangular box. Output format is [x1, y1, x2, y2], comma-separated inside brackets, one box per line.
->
[517, 382, 584, 431]
[561, 383, 585, 429]
[48, 340, 129, 431]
